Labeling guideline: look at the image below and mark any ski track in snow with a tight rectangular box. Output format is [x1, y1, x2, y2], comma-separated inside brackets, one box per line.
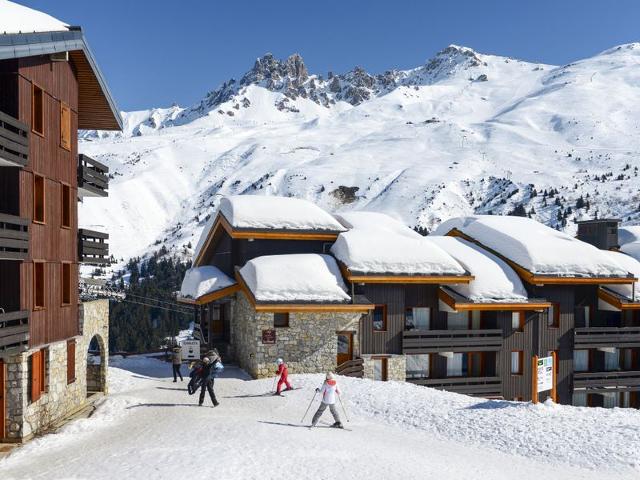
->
[0, 357, 638, 480]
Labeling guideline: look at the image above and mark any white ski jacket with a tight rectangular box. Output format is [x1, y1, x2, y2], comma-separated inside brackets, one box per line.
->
[318, 379, 340, 405]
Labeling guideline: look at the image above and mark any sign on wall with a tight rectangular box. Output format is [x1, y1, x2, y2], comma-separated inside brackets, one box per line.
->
[262, 329, 276, 344]
[537, 356, 554, 393]
[181, 339, 200, 360]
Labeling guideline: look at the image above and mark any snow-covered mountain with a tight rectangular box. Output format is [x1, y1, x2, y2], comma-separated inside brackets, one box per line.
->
[78, 44, 640, 264]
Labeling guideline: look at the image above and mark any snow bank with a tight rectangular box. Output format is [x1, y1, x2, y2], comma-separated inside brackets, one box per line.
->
[435, 215, 629, 278]
[621, 242, 640, 262]
[619, 226, 640, 246]
[239, 254, 350, 303]
[180, 266, 235, 299]
[331, 211, 465, 275]
[429, 236, 528, 302]
[0, 0, 69, 34]
[600, 251, 640, 301]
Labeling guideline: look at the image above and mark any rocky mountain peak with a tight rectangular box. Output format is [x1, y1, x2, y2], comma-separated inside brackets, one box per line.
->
[241, 52, 309, 88]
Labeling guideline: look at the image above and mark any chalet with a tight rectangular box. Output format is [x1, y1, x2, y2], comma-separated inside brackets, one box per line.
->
[0, 2, 121, 441]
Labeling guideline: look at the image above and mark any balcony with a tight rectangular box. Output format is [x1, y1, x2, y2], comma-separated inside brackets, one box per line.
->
[78, 228, 109, 265]
[403, 329, 503, 354]
[573, 371, 640, 392]
[0, 110, 29, 168]
[409, 376, 502, 396]
[574, 327, 640, 349]
[78, 154, 109, 198]
[0, 213, 29, 260]
[0, 310, 29, 355]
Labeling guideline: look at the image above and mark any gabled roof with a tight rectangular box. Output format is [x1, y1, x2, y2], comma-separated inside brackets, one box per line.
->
[177, 266, 238, 305]
[438, 287, 551, 312]
[0, 2, 122, 130]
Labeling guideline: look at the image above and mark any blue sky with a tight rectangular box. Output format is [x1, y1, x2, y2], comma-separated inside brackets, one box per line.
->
[18, 0, 640, 111]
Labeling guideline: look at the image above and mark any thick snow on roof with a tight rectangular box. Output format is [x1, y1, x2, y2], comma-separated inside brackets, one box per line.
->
[429, 236, 528, 302]
[621, 242, 640, 262]
[331, 211, 465, 275]
[600, 251, 640, 301]
[220, 195, 346, 232]
[619, 226, 640, 246]
[180, 266, 235, 300]
[434, 215, 629, 278]
[0, 0, 69, 34]
[239, 254, 350, 303]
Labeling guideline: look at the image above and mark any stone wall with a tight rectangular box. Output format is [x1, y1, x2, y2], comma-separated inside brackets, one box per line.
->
[362, 354, 406, 382]
[3, 299, 109, 441]
[231, 292, 362, 379]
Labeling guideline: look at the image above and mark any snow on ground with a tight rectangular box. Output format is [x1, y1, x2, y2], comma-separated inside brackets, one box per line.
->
[180, 265, 236, 300]
[239, 253, 350, 302]
[0, 0, 68, 34]
[1, 356, 638, 480]
[435, 215, 629, 278]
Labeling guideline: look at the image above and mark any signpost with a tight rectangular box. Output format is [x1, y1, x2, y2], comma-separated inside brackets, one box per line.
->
[532, 354, 557, 403]
[181, 339, 200, 360]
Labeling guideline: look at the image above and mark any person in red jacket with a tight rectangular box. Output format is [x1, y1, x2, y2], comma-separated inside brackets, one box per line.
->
[274, 358, 293, 395]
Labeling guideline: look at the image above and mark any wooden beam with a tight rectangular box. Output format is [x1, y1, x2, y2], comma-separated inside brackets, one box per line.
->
[339, 261, 473, 284]
[437, 288, 552, 311]
[176, 284, 240, 305]
[598, 288, 640, 310]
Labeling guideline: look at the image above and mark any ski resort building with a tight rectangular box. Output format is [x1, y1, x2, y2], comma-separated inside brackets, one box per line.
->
[180, 195, 640, 408]
[0, 2, 121, 441]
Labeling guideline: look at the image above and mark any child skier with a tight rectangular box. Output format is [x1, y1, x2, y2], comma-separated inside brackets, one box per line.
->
[274, 358, 293, 395]
[310, 372, 342, 428]
[198, 355, 224, 407]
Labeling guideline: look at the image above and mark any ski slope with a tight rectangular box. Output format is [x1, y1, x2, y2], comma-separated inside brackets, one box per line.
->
[1, 356, 638, 479]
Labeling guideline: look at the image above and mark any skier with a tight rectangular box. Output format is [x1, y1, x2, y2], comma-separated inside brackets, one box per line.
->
[274, 358, 293, 395]
[198, 355, 224, 407]
[310, 372, 342, 428]
[170, 345, 183, 382]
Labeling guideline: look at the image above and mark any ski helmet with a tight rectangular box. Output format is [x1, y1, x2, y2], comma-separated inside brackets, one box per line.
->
[202, 357, 211, 364]
[326, 372, 334, 380]
[276, 358, 284, 365]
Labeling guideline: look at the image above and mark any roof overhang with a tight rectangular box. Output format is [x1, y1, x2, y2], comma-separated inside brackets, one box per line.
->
[438, 287, 551, 312]
[598, 287, 640, 311]
[445, 228, 636, 286]
[338, 261, 473, 285]
[176, 284, 240, 305]
[0, 29, 122, 130]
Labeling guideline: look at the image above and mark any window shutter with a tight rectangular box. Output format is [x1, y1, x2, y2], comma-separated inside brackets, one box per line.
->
[31, 351, 41, 402]
[67, 340, 76, 384]
[60, 103, 71, 150]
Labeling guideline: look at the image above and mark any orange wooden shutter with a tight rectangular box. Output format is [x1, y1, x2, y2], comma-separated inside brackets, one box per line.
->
[60, 103, 71, 150]
[31, 351, 41, 402]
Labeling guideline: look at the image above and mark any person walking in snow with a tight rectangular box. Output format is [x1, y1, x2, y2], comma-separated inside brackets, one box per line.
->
[274, 358, 293, 395]
[310, 372, 342, 428]
[171, 345, 183, 382]
[198, 354, 223, 407]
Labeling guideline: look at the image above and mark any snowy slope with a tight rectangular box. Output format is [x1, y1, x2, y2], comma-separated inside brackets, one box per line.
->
[0, 356, 638, 479]
[78, 44, 640, 264]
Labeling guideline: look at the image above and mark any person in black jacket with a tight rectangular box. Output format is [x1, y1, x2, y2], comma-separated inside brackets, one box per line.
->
[198, 355, 223, 407]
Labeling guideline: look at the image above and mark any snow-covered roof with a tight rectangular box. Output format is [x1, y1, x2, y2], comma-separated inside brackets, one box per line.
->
[220, 195, 346, 232]
[239, 254, 350, 303]
[621, 242, 640, 263]
[600, 251, 640, 301]
[429, 236, 528, 302]
[0, 0, 69, 34]
[619, 226, 640, 246]
[434, 215, 629, 278]
[180, 266, 236, 300]
[331, 211, 466, 276]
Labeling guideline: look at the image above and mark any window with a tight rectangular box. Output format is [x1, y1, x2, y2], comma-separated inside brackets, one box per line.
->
[34, 175, 45, 223]
[583, 306, 591, 328]
[447, 311, 469, 330]
[273, 312, 289, 328]
[446, 353, 467, 377]
[604, 348, 620, 371]
[511, 351, 523, 375]
[61, 184, 71, 228]
[29, 349, 46, 403]
[548, 303, 560, 328]
[573, 350, 588, 372]
[470, 310, 482, 329]
[405, 307, 430, 330]
[32, 84, 44, 135]
[372, 305, 386, 331]
[406, 354, 430, 379]
[34, 262, 45, 310]
[67, 340, 76, 384]
[60, 102, 71, 150]
[62, 263, 71, 305]
[373, 357, 388, 381]
[512, 311, 524, 332]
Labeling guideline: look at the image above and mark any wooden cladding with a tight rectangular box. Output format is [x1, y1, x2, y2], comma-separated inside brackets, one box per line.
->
[31, 84, 44, 136]
[61, 183, 71, 228]
[67, 339, 76, 384]
[30, 349, 46, 403]
[33, 261, 45, 309]
[33, 174, 45, 223]
[60, 103, 71, 150]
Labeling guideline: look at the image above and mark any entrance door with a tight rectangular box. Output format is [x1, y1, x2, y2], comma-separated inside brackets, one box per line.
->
[0, 360, 5, 439]
[337, 332, 353, 366]
[210, 305, 224, 338]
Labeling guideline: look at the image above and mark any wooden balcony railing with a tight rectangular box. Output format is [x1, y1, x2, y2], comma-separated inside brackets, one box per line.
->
[573, 370, 640, 392]
[408, 376, 502, 396]
[403, 329, 503, 354]
[336, 358, 364, 378]
[0, 213, 29, 260]
[78, 154, 109, 198]
[574, 327, 640, 349]
[0, 110, 29, 168]
[0, 310, 29, 355]
[78, 228, 109, 265]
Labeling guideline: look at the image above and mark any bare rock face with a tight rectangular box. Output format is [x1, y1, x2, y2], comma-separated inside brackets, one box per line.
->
[331, 185, 360, 204]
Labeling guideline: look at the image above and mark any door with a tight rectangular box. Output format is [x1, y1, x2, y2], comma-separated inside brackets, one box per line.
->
[336, 332, 353, 366]
[0, 359, 5, 439]
[210, 305, 224, 338]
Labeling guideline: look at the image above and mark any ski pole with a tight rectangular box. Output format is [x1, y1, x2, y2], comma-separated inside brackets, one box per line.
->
[300, 391, 318, 423]
[338, 393, 350, 423]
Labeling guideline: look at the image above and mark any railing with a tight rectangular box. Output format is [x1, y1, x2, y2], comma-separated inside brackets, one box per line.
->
[336, 358, 364, 378]
[574, 327, 640, 349]
[409, 376, 502, 396]
[78, 154, 109, 197]
[403, 329, 503, 354]
[573, 371, 640, 392]
[0, 310, 30, 355]
[78, 228, 109, 265]
[0, 213, 29, 260]
[0, 110, 29, 168]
